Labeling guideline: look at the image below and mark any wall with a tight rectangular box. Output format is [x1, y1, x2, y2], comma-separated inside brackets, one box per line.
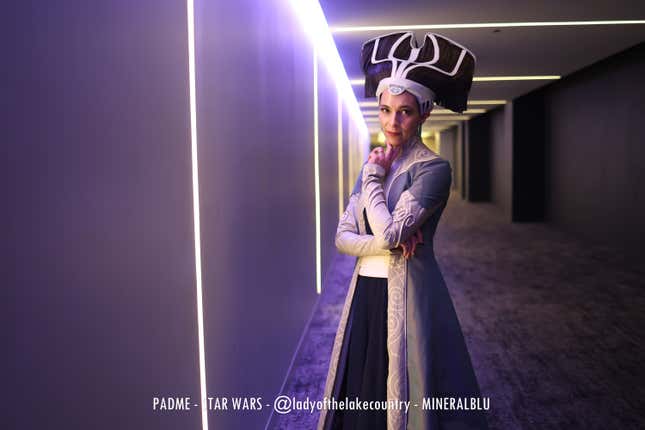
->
[7, 1, 367, 429]
[194, 0, 365, 428]
[465, 114, 491, 202]
[439, 126, 458, 190]
[456, 122, 465, 198]
[512, 90, 547, 221]
[7, 1, 200, 429]
[464, 41, 644, 256]
[544, 42, 645, 257]
[489, 103, 514, 221]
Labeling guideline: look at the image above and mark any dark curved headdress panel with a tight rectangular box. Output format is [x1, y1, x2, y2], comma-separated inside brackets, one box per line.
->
[361, 32, 476, 113]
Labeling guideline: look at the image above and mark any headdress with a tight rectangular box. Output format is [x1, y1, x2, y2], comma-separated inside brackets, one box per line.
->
[361, 31, 476, 114]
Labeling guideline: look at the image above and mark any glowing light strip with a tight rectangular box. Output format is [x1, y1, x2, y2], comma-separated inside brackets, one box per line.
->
[475, 75, 560, 81]
[313, 47, 322, 295]
[351, 76, 559, 85]
[365, 115, 471, 120]
[337, 94, 344, 220]
[358, 100, 505, 107]
[287, 0, 368, 137]
[468, 100, 507, 105]
[361, 108, 485, 115]
[436, 108, 485, 114]
[186, 1, 208, 429]
[287, 0, 372, 294]
[427, 117, 471, 121]
[331, 20, 645, 33]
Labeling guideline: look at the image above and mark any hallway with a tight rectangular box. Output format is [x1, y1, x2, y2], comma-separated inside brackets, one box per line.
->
[268, 191, 645, 430]
[8, 2, 645, 429]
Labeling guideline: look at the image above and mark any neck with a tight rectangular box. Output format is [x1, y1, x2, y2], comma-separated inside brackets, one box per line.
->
[388, 135, 418, 162]
[400, 135, 418, 152]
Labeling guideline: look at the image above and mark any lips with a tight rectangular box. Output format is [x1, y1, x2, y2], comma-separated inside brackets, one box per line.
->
[385, 131, 401, 137]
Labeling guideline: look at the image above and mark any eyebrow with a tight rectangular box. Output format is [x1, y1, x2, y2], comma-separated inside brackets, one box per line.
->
[379, 104, 416, 110]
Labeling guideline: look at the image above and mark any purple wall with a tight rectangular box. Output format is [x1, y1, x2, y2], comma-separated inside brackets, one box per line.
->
[8, 1, 366, 429]
[8, 1, 201, 429]
[193, 0, 364, 428]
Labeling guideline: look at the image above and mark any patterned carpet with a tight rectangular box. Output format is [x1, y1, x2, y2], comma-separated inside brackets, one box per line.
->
[266, 192, 645, 430]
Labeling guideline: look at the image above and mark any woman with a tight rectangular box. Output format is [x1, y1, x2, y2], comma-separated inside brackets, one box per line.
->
[318, 32, 489, 430]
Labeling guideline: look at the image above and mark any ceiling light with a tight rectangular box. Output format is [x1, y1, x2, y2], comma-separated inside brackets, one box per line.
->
[331, 20, 645, 33]
[468, 100, 507, 105]
[359, 100, 506, 107]
[428, 117, 471, 121]
[475, 75, 560, 81]
[362, 108, 486, 115]
[287, 0, 368, 137]
[365, 116, 471, 122]
[351, 76, 559, 85]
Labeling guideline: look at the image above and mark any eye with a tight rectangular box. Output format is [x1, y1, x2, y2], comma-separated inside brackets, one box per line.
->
[400, 109, 411, 115]
[379, 107, 390, 113]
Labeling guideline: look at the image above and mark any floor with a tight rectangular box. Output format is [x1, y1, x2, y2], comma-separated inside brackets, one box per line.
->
[267, 192, 645, 430]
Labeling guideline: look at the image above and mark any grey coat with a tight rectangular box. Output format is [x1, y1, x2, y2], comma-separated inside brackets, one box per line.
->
[318, 136, 489, 430]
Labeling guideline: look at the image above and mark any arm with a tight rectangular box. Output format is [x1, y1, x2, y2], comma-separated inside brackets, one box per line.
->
[361, 160, 451, 250]
[335, 193, 392, 257]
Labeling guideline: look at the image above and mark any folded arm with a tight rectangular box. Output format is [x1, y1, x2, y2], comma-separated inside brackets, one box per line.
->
[335, 193, 391, 257]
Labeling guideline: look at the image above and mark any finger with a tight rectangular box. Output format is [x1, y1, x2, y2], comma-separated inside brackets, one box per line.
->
[385, 145, 397, 163]
[409, 238, 417, 256]
[385, 150, 395, 165]
[389, 144, 400, 160]
[408, 240, 415, 257]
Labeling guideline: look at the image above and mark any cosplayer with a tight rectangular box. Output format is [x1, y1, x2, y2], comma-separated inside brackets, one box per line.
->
[318, 32, 489, 430]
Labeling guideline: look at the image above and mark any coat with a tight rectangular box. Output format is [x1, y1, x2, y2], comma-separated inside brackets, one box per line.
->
[317, 136, 489, 430]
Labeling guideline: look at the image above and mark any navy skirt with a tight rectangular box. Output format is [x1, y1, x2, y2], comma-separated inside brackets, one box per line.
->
[332, 275, 389, 430]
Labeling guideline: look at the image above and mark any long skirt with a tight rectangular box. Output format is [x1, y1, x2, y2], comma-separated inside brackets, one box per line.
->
[331, 275, 389, 430]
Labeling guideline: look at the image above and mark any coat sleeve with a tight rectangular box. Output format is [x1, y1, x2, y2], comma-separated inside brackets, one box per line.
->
[335, 192, 392, 257]
[361, 159, 451, 250]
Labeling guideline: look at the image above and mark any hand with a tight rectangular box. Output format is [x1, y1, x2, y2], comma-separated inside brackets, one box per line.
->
[367, 144, 401, 175]
[400, 228, 423, 259]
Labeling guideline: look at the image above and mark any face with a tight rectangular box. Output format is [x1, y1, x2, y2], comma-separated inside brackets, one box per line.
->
[378, 89, 430, 147]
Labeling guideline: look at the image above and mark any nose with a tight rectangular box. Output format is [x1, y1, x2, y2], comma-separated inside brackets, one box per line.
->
[392, 112, 402, 126]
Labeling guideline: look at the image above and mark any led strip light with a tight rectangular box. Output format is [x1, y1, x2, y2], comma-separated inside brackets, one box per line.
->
[313, 47, 322, 295]
[288, 0, 370, 294]
[338, 93, 344, 220]
[331, 20, 645, 33]
[186, 0, 209, 429]
[350, 76, 560, 85]
[359, 100, 506, 107]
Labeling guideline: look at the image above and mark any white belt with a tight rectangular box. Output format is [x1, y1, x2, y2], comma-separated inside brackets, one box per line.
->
[357, 254, 390, 278]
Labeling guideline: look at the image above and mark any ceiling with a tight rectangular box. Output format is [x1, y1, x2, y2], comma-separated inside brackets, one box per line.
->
[319, 0, 645, 135]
